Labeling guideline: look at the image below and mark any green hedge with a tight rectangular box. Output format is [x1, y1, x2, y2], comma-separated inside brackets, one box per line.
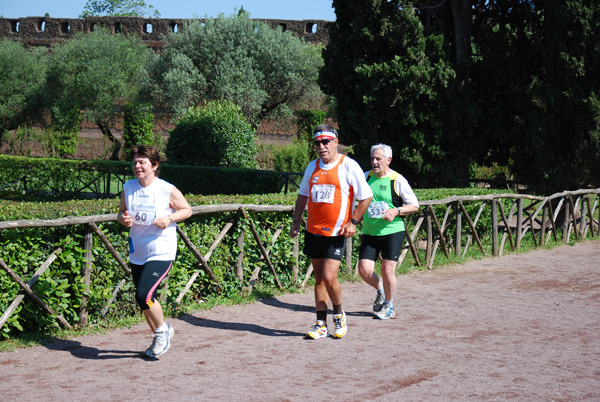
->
[0, 155, 284, 198]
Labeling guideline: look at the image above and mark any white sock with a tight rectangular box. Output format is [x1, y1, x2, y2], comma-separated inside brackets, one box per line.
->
[384, 299, 393, 306]
[156, 322, 168, 333]
[377, 284, 384, 294]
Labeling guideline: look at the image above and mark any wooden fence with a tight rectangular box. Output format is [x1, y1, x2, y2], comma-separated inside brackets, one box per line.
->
[0, 189, 598, 331]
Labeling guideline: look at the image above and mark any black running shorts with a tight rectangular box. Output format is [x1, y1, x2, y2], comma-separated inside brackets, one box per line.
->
[358, 231, 405, 262]
[303, 231, 347, 261]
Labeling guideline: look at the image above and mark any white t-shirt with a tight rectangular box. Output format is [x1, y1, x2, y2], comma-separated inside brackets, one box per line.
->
[123, 178, 176, 265]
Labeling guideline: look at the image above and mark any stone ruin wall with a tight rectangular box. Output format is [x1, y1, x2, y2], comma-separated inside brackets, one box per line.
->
[0, 16, 331, 49]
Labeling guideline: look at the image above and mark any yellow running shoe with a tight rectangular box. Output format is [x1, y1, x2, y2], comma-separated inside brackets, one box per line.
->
[305, 320, 328, 339]
[332, 311, 347, 339]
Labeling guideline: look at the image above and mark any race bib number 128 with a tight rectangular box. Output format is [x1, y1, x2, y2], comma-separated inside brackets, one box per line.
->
[311, 184, 335, 204]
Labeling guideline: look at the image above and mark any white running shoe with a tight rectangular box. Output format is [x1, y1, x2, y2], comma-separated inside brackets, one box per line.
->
[305, 320, 328, 339]
[373, 292, 385, 312]
[145, 323, 174, 358]
[332, 311, 347, 339]
[375, 304, 395, 320]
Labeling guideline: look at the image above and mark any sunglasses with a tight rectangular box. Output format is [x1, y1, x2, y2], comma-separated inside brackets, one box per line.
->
[313, 139, 333, 147]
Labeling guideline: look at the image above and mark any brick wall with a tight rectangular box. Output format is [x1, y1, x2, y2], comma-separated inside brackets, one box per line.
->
[0, 16, 330, 49]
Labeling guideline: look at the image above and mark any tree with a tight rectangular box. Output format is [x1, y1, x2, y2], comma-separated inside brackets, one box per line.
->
[46, 29, 151, 160]
[166, 100, 258, 169]
[122, 101, 163, 157]
[0, 41, 47, 133]
[320, 1, 456, 187]
[471, 0, 600, 191]
[151, 9, 323, 126]
[80, 0, 160, 18]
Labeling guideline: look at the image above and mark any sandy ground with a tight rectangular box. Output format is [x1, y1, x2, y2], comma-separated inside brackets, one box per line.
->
[1, 241, 599, 401]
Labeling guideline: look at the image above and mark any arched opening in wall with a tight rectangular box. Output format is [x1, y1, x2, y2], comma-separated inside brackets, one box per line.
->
[170, 22, 178, 33]
[144, 22, 153, 34]
[306, 22, 318, 34]
[38, 20, 46, 32]
[61, 22, 71, 34]
[115, 21, 123, 33]
[279, 23, 287, 32]
[11, 20, 19, 33]
[90, 23, 97, 32]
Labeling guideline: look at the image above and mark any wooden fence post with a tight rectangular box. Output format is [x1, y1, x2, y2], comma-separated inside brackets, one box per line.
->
[425, 210, 432, 266]
[491, 199, 498, 256]
[455, 202, 462, 256]
[237, 231, 245, 283]
[79, 224, 93, 326]
[516, 198, 523, 251]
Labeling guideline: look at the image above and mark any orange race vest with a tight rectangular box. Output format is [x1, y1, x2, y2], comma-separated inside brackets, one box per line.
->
[306, 155, 354, 237]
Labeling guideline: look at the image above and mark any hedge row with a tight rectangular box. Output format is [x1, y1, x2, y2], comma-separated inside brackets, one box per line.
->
[0, 155, 283, 198]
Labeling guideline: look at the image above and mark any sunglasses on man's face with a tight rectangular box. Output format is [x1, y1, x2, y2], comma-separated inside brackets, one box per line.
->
[314, 139, 333, 147]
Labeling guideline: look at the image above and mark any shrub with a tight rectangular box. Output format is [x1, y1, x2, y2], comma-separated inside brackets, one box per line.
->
[272, 141, 312, 173]
[166, 100, 258, 168]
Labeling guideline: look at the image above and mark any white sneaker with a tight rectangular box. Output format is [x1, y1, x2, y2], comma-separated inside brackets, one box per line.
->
[332, 311, 347, 339]
[145, 323, 174, 358]
[375, 304, 395, 320]
[305, 320, 329, 339]
[373, 291, 385, 312]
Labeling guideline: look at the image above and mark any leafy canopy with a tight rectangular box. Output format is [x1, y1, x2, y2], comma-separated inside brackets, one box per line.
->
[0, 41, 48, 132]
[151, 9, 323, 125]
[80, 0, 160, 18]
[320, 1, 455, 187]
[46, 29, 151, 159]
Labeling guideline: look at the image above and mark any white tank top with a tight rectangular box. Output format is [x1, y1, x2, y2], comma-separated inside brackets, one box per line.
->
[123, 178, 176, 265]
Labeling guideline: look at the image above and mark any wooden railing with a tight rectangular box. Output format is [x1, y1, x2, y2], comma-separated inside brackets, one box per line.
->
[0, 189, 598, 331]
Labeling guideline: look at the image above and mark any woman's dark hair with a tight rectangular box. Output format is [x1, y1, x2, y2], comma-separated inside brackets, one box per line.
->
[131, 144, 161, 176]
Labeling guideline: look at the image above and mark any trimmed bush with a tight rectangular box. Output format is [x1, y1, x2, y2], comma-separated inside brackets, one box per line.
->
[166, 100, 258, 169]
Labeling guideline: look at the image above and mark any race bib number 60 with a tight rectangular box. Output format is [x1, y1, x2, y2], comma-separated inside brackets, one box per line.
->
[131, 203, 156, 225]
[311, 184, 335, 204]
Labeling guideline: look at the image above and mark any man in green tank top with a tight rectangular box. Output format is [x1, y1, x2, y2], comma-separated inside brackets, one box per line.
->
[358, 144, 419, 319]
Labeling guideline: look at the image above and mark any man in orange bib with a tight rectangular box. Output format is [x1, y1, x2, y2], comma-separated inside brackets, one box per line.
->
[290, 124, 373, 339]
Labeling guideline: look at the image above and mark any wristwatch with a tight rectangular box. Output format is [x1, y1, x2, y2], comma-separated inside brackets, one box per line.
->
[350, 218, 359, 225]
[169, 215, 174, 222]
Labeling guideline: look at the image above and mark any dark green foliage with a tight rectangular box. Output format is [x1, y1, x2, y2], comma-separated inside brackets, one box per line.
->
[0, 41, 48, 132]
[160, 164, 283, 195]
[0, 155, 282, 199]
[321, 1, 456, 187]
[122, 102, 163, 157]
[166, 100, 258, 169]
[46, 28, 151, 160]
[272, 141, 312, 174]
[0, 156, 131, 200]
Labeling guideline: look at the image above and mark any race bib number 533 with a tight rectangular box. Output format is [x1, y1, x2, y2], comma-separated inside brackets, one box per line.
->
[368, 201, 389, 219]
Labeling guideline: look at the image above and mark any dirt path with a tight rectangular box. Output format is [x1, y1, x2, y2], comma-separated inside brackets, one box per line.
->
[1, 241, 599, 401]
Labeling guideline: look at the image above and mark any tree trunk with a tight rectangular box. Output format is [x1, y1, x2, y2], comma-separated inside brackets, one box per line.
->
[97, 121, 121, 160]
